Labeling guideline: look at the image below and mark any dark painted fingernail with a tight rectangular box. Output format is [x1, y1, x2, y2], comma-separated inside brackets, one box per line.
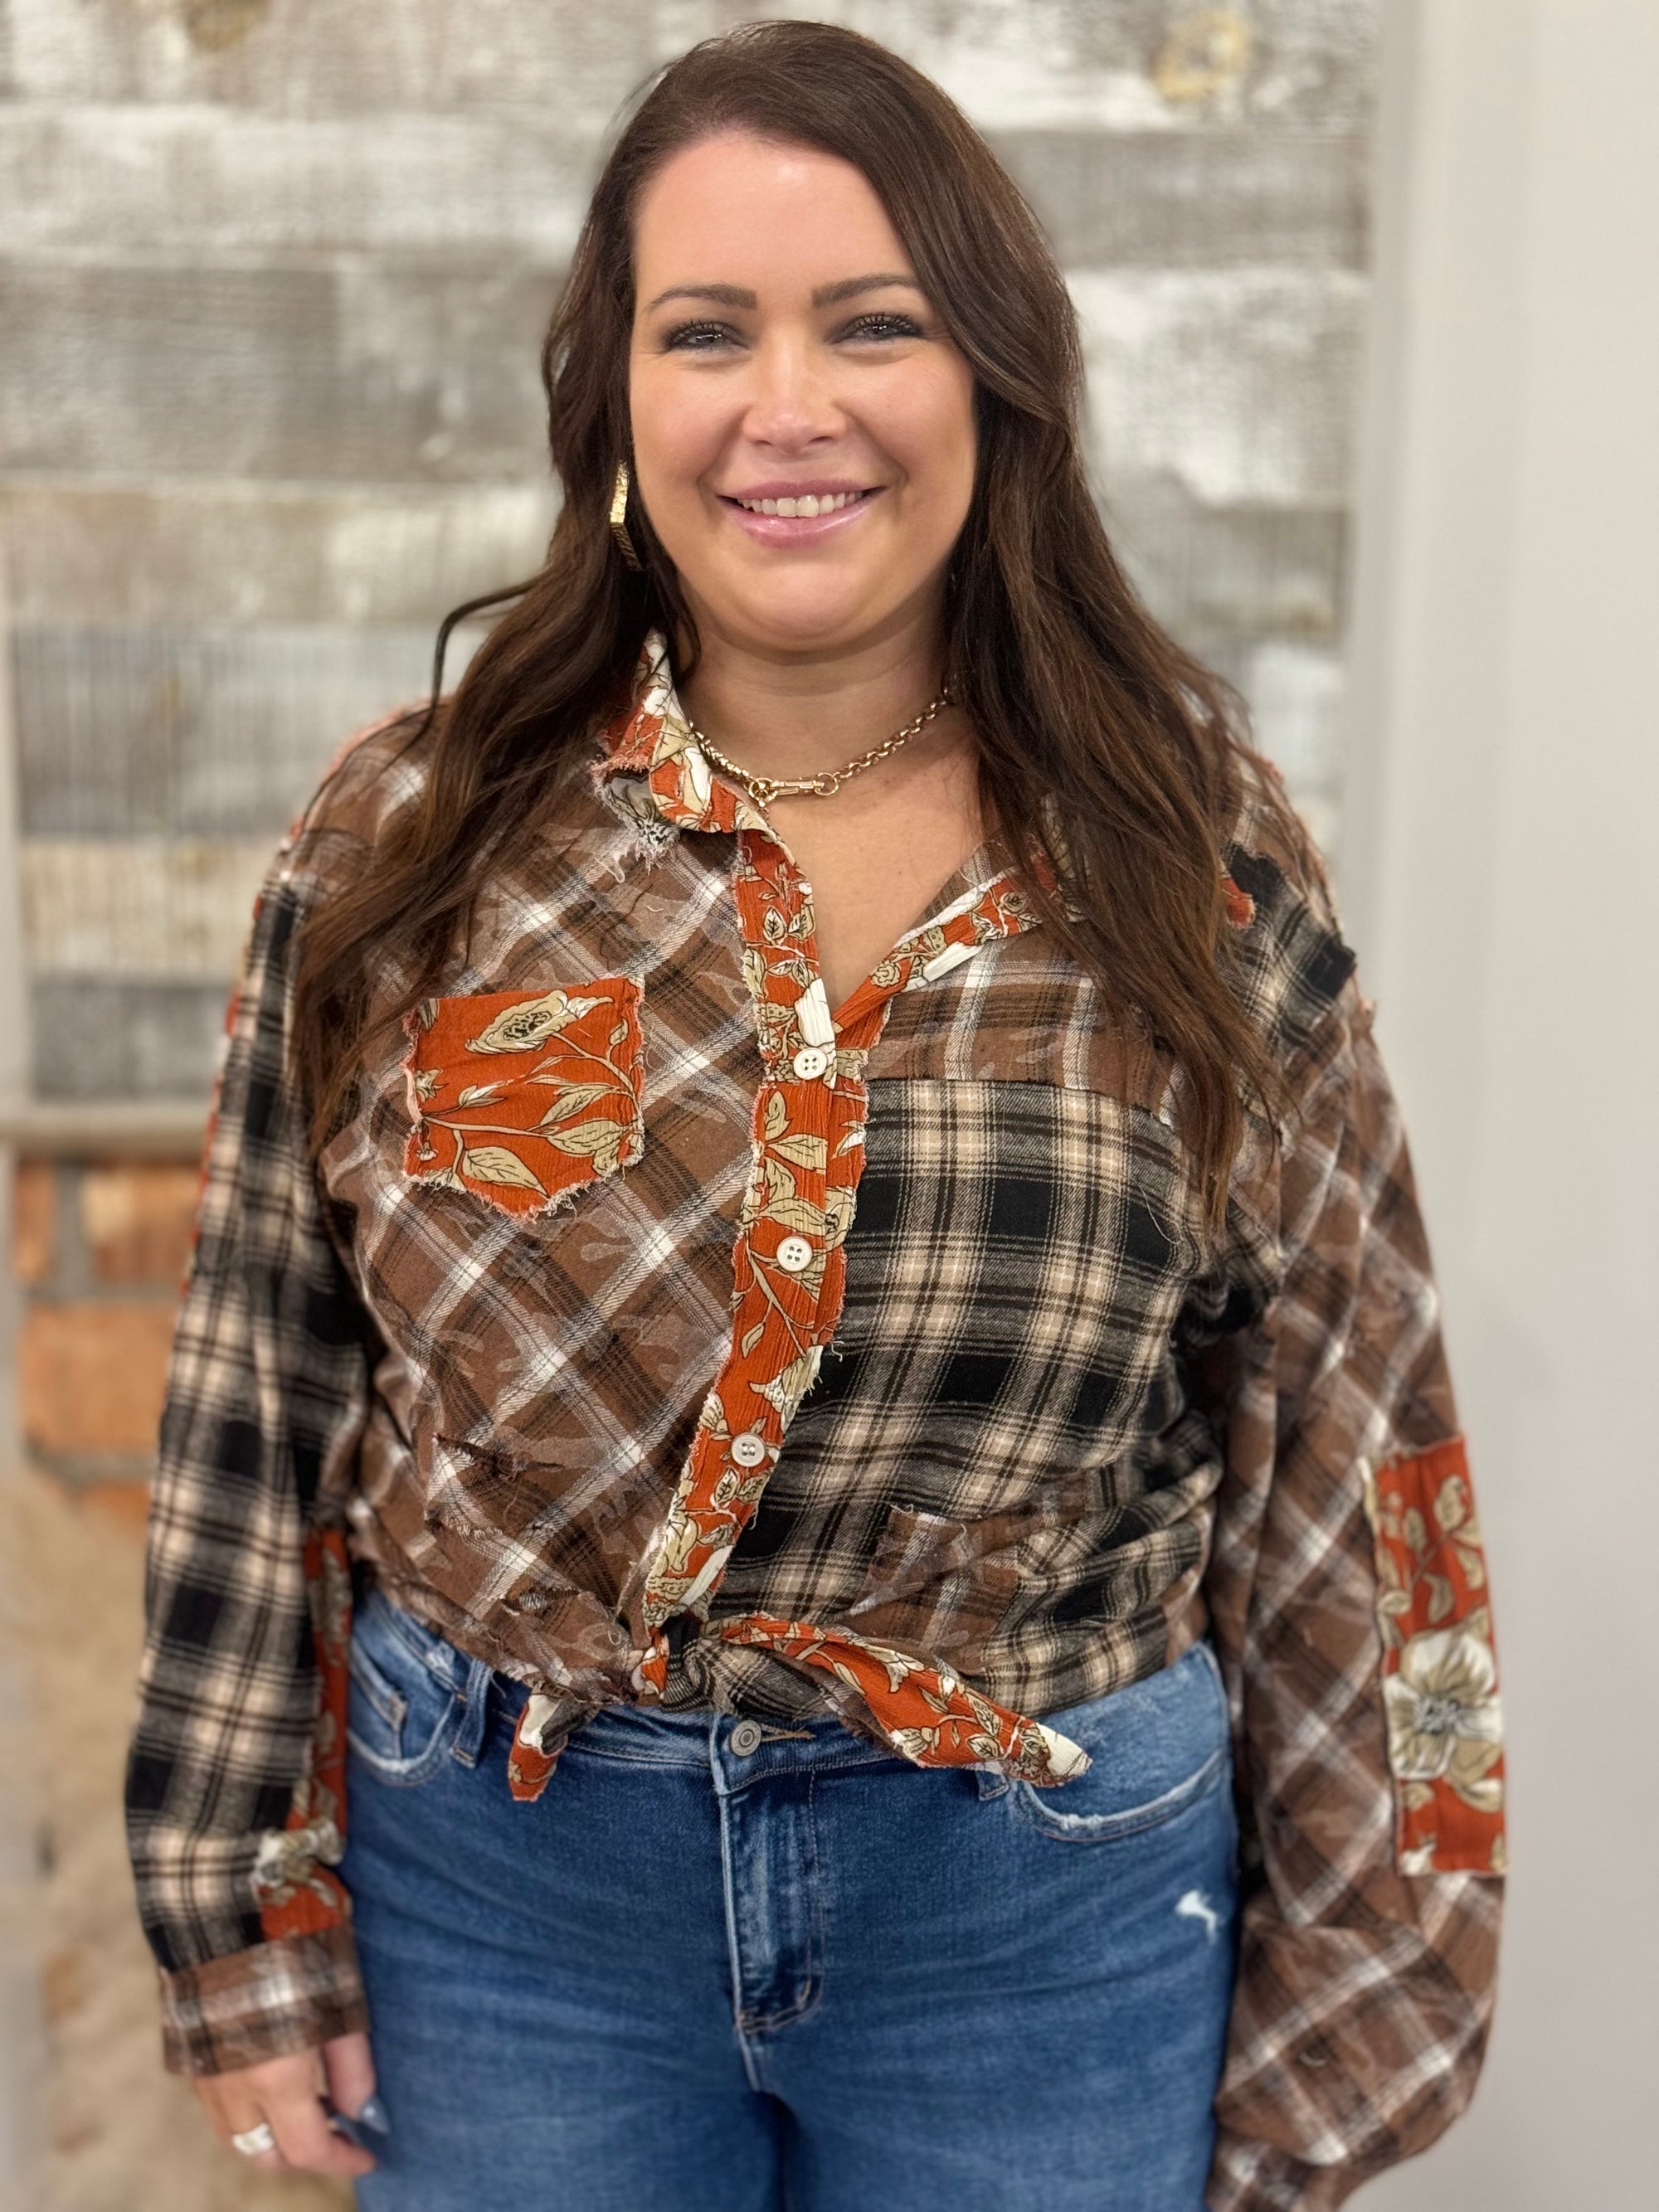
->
[356, 2094, 392, 2135]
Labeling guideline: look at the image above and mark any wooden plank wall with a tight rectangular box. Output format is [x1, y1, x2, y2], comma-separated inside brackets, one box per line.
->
[0, 0, 1378, 1106]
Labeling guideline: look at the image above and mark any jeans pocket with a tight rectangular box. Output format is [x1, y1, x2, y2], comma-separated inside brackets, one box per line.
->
[1010, 1638, 1231, 1843]
[347, 1584, 477, 1787]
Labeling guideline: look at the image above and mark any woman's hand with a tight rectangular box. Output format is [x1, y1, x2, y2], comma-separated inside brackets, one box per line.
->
[192, 2029, 382, 2176]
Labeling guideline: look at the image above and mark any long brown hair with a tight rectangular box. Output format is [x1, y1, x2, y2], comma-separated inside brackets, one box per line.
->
[294, 19, 1297, 1223]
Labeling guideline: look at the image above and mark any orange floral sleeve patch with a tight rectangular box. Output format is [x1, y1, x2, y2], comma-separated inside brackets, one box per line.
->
[1364, 1437, 1507, 1876]
[254, 1527, 352, 1941]
[402, 979, 645, 1219]
[1221, 872, 1256, 929]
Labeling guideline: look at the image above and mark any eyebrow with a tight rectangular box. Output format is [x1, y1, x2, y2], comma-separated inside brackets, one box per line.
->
[643, 272, 926, 314]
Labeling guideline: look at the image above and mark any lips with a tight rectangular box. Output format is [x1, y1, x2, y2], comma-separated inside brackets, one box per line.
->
[718, 484, 883, 545]
[730, 489, 866, 518]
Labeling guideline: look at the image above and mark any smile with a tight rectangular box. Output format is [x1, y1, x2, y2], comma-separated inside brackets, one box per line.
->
[718, 485, 883, 544]
[732, 489, 868, 517]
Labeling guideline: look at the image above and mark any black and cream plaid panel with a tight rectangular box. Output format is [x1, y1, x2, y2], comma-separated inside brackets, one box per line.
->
[126, 879, 377, 1972]
[688, 1077, 1222, 1719]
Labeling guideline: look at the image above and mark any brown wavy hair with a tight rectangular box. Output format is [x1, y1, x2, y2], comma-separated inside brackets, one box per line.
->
[293, 18, 1298, 1225]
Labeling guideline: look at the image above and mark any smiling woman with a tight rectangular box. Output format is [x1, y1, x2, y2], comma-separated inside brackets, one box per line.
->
[630, 149, 975, 646]
[124, 20, 1504, 2212]
[625, 132, 982, 1004]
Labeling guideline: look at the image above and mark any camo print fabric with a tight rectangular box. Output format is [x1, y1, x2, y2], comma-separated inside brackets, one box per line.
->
[125, 636, 1503, 2209]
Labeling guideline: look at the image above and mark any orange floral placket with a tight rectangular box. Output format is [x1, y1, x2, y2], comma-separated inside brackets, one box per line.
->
[509, 656, 1091, 1798]
[1364, 1437, 1507, 1874]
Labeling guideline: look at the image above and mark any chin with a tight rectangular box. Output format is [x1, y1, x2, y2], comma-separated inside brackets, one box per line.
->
[715, 584, 889, 655]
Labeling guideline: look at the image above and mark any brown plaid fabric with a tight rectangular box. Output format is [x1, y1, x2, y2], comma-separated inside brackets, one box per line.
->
[124, 644, 1503, 2205]
[156, 1924, 368, 2078]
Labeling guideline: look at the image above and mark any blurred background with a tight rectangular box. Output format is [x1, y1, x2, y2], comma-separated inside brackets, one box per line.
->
[0, 2, 1652, 2207]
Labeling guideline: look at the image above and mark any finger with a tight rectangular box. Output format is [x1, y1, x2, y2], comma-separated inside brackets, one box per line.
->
[197, 2043, 323, 2128]
[206, 2090, 287, 2174]
[266, 2083, 376, 2179]
[322, 2028, 378, 2122]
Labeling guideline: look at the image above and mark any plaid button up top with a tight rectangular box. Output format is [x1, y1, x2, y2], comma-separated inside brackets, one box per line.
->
[126, 637, 1504, 2209]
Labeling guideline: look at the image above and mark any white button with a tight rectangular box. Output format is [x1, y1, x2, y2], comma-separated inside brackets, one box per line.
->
[729, 1432, 768, 1468]
[775, 1234, 814, 1273]
[730, 1719, 764, 1757]
[791, 1045, 830, 1080]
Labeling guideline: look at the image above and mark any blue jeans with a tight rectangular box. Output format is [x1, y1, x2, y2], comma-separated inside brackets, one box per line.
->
[338, 1585, 1240, 2211]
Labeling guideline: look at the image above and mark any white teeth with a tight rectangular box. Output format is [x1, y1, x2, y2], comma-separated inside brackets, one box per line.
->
[737, 491, 863, 516]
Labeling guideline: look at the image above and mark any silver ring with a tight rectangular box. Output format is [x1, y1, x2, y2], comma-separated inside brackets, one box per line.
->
[230, 2121, 277, 2158]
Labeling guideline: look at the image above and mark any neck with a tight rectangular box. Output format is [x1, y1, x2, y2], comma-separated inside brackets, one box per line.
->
[674, 602, 950, 780]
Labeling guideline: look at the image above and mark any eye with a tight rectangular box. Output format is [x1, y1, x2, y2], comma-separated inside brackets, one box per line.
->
[659, 319, 743, 354]
[839, 311, 927, 343]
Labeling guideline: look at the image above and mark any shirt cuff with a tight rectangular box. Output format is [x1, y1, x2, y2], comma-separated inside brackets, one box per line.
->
[158, 1923, 367, 2076]
[1207, 2131, 1365, 2212]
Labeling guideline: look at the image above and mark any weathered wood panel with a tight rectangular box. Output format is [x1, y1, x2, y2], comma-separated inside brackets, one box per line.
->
[6, 1, 1376, 127]
[0, 105, 591, 255]
[1072, 269, 1365, 506]
[0, 260, 555, 480]
[24, 839, 273, 978]
[12, 623, 443, 834]
[2, 482, 556, 624]
[30, 978, 230, 1101]
[1236, 638, 1348, 795]
[1103, 483, 1345, 642]
[997, 127, 1366, 269]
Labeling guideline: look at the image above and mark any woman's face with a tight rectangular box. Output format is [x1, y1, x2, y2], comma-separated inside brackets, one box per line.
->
[628, 130, 977, 659]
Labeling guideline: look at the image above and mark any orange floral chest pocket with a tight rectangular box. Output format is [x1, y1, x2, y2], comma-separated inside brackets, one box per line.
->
[402, 978, 645, 1219]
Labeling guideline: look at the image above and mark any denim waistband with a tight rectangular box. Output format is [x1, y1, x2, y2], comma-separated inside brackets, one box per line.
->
[490, 1637, 1224, 1808]
[367, 1581, 1219, 1801]
[494, 1666, 907, 1782]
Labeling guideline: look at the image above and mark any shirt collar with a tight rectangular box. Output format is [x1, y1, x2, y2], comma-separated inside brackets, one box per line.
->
[596, 630, 1030, 925]
[596, 630, 773, 838]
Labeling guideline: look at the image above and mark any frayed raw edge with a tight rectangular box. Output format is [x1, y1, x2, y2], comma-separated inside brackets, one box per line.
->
[406, 1130, 645, 1228]
[593, 760, 681, 869]
[401, 983, 646, 1223]
[398, 1002, 433, 1129]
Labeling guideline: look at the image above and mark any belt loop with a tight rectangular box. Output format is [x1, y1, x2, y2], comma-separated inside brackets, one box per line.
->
[451, 1654, 495, 1767]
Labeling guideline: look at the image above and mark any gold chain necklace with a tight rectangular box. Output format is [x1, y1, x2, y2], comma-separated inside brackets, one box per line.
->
[685, 687, 952, 809]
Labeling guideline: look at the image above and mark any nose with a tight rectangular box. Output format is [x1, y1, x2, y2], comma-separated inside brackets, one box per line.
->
[741, 328, 844, 453]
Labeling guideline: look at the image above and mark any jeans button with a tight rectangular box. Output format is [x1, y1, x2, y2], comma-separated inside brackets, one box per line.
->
[729, 1719, 764, 1757]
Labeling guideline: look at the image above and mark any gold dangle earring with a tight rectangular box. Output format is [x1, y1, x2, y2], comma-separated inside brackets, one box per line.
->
[609, 461, 644, 571]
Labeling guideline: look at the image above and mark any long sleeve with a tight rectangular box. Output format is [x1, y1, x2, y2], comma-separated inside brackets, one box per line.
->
[124, 850, 377, 2075]
[1202, 986, 1505, 2210]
